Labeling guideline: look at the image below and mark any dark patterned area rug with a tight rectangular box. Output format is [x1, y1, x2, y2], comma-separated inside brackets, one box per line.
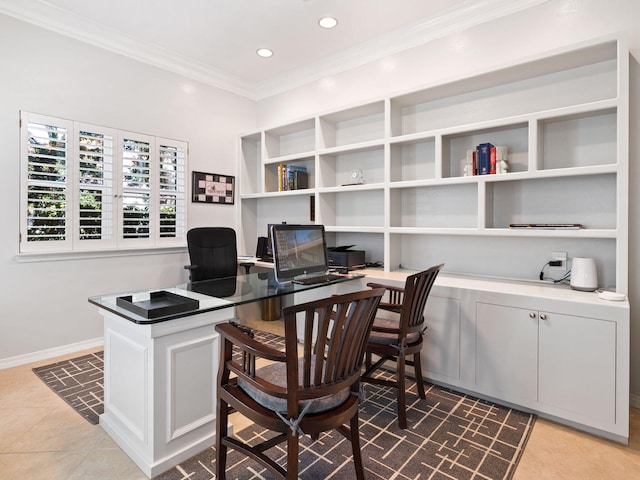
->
[159, 374, 535, 480]
[32, 350, 104, 424]
[33, 331, 536, 480]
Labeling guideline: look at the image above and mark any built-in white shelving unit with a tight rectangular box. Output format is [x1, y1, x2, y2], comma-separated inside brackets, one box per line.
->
[237, 35, 628, 293]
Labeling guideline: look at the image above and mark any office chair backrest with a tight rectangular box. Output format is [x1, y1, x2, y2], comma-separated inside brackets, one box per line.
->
[186, 227, 238, 282]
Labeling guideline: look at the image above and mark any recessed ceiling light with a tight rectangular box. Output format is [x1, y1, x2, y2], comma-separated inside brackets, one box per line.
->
[318, 16, 338, 29]
[256, 48, 273, 58]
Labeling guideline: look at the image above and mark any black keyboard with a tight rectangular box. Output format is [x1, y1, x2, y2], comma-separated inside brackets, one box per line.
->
[292, 274, 344, 285]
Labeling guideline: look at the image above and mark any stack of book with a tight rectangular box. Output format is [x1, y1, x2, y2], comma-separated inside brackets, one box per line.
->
[278, 164, 308, 191]
[464, 144, 509, 176]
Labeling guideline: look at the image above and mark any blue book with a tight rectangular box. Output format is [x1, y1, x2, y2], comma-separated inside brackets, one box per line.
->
[285, 165, 308, 190]
[477, 143, 493, 175]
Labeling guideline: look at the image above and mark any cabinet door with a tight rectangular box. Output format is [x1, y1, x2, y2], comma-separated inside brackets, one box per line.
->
[423, 296, 460, 380]
[475, 303, 538, 405]
[538, 312, 616, 425]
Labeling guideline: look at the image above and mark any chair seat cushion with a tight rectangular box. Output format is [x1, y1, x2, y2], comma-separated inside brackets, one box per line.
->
[237, 356, 350, 415]
[368, 317, 420, 345]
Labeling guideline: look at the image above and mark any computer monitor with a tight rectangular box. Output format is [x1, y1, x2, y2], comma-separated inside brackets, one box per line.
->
[265, 223, 278, 259]
[270, 224, 329, 283]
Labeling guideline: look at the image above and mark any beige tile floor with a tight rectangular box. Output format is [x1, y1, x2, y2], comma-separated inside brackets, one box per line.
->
[1, 330, 639, 479]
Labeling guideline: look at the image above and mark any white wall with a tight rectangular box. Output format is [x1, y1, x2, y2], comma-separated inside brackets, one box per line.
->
[0, 15, 256, 364]
[255, 0, 640, 397]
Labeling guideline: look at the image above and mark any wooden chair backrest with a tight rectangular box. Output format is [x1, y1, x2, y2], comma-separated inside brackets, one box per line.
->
[282, 288, 385, 416]
[401, 264, 444, 337]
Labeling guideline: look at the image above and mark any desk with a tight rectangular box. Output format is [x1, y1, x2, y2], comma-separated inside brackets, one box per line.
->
[88, 271, 364, 477]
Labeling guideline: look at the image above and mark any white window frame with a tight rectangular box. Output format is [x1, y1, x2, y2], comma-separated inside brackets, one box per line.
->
[20, 112, 188, 254]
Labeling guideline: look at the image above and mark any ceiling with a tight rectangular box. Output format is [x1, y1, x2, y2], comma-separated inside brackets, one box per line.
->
[0, 0, 548, 99]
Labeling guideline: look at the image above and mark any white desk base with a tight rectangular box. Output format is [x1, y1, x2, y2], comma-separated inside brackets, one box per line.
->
[96, 282, 357, 477]
[98, 307, 234, 478]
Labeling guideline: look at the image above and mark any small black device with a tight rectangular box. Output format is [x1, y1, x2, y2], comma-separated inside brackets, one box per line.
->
[328, 246, 365, 270]
[256, 222, 287, 261]
[255, 236, 269, 259]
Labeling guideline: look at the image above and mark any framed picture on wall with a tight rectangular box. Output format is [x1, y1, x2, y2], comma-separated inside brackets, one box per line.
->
[191, 171, 235, 204]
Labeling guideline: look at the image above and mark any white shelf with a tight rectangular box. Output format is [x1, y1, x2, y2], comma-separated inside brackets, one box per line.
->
[317, 183, 385, 193]
[245, 189, 312, 199]
[264, 153, 315, 165]
[325, 226, 385, 234]
[237, 35, 628, 293]
[317, 139, 385, 155]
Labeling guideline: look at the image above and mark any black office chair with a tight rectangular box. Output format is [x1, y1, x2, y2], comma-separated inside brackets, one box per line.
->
[184, 227, 252, 282]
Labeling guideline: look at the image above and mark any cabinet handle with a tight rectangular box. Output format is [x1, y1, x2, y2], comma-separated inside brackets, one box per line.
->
[540, 313, 547, 320]
[529, 312, 536, 318]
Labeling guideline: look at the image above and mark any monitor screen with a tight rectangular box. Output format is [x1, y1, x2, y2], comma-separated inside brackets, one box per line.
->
[271, 224, 328, 282]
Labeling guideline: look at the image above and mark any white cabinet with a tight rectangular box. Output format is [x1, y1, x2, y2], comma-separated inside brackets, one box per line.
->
[538, 310, 616, 427]
[422, 295, 461, 381]
[237, 35, 628, 293]
[475, 303, 538, 405]
[475, 301, 619, 435]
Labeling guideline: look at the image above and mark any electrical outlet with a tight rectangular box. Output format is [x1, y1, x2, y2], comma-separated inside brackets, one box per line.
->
[550, 251, 568, 271]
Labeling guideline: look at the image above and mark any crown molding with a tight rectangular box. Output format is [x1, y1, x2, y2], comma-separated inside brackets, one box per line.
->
[0, 0, 550, 101]
[0, 0, 255, 98]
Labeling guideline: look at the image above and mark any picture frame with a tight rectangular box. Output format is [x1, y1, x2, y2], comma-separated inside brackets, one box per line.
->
[191, 171, 235, 205]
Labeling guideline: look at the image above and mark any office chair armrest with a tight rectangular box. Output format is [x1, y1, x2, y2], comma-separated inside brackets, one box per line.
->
[366, 281, 404, 293]
[239, 261, 254, 274]
[367, 282, 405, 311]
[376, 302, 403, 314]
[216, 322, 286, 363]
[217, 322, 289, 399]
[371, 324, 401, 334]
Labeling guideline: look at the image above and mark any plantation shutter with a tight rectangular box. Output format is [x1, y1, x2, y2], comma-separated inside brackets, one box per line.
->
[20, 112, 74, 252]
[75, 123, 116, 249]
[119, 132, 155, 246]
[157, 139, 187, 242]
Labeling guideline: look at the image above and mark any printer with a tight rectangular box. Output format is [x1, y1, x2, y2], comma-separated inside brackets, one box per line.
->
[327, 245, 365, 270]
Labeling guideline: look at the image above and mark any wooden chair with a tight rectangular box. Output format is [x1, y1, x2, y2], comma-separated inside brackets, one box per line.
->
[215, 288, 385, 480]
[361, 264, 444, 429]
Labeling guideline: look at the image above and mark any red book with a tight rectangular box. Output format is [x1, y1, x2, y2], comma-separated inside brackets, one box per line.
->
[490, 147, 497, 174]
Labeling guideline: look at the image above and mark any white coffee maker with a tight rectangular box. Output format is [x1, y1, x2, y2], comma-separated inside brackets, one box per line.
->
[570, 257, 598, 291]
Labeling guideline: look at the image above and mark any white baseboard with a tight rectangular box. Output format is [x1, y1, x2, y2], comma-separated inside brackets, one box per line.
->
[0, 338, 104, 370]
[630, 393, 640, 410]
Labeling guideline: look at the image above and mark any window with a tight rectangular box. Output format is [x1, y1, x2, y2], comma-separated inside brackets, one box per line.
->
[20, 112, 187, 253]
